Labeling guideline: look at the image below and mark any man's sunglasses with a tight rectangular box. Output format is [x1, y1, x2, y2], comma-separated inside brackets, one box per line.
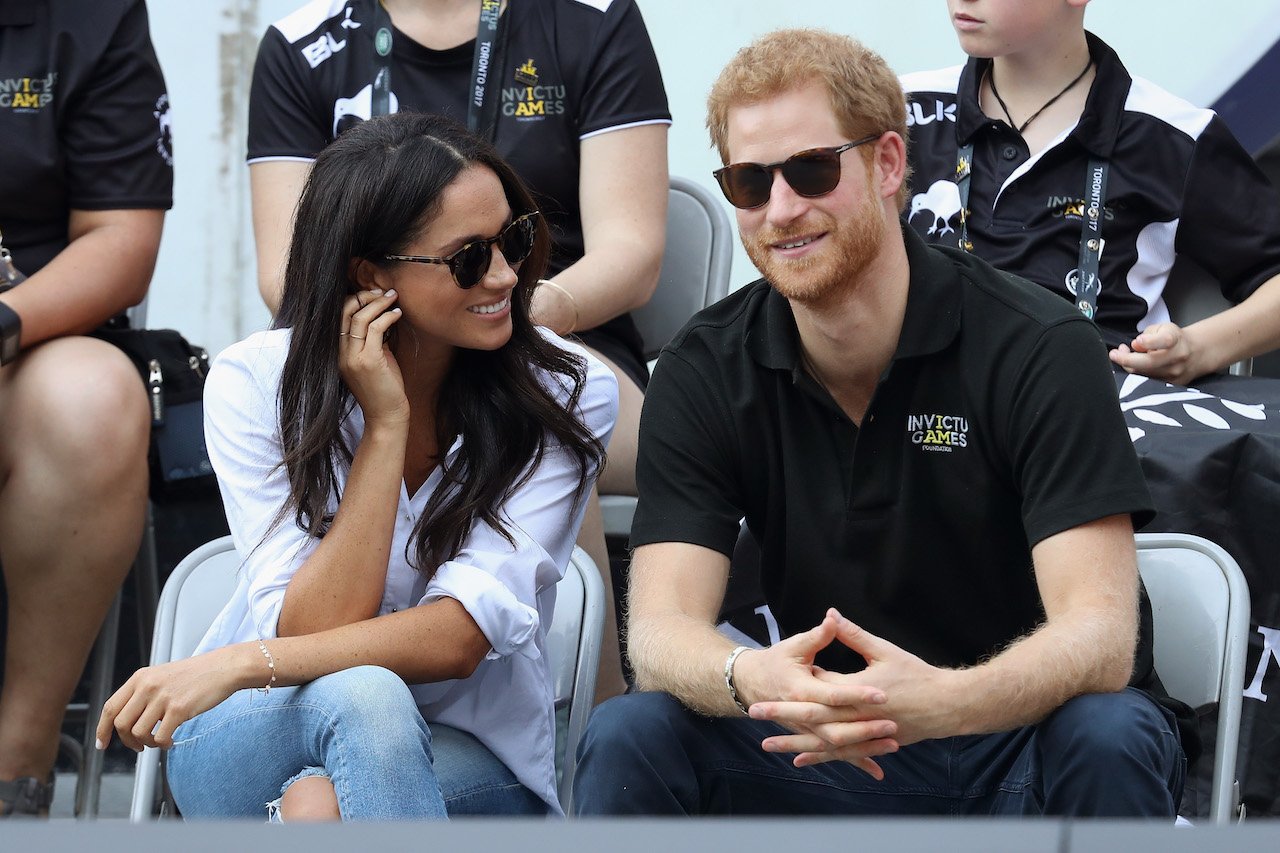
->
[384, 211, 540, 289]
[712, 134, 881, 210]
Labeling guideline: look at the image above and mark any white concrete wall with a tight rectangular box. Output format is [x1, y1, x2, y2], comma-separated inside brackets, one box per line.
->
[145, 0, 1280, 356]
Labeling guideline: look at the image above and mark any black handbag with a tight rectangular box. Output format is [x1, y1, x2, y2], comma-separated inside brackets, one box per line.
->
[92, 326, 215, 499]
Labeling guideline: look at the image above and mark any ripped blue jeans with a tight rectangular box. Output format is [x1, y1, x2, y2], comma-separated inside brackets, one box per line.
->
[166, 665, 546, 820]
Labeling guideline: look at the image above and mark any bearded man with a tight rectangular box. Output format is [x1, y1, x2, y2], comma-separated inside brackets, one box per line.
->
[570, 28, 1187, 819]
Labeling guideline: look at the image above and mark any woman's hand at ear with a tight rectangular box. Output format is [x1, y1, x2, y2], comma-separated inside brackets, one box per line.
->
[339, 290, 408, 427]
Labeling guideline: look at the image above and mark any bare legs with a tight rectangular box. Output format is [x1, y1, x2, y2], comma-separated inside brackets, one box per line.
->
[0, 338, 148, 787]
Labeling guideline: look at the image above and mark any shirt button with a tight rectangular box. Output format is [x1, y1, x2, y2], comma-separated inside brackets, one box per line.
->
[1001, 145, 1019, 161]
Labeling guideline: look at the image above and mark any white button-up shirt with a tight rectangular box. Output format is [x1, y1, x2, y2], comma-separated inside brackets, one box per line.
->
[194, 328, 618, 813]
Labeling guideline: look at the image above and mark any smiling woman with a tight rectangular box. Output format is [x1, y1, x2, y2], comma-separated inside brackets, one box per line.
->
[95, 112, 618, 821]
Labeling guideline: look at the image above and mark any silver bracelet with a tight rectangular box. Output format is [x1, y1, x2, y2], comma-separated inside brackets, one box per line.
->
[256, 639, 277, 694]
[723, 645, 752, 716]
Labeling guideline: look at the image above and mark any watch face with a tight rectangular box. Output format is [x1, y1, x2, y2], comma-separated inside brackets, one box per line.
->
[1, 252, 25, 286]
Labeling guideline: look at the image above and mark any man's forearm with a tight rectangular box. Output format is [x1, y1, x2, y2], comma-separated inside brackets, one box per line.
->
[628, 610, 747, 717]
[944, 605, 1135, 738]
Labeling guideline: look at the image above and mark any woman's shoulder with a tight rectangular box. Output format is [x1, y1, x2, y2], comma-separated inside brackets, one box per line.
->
[213, 328, 292, 370]
[207, 328, 293, 395]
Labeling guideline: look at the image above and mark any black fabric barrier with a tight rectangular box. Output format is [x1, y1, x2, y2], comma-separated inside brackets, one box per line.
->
[1118, 370, 1280, 817]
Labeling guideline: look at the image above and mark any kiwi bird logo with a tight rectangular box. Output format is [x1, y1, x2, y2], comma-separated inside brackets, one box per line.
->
[908, 180, 963, 236]
[332, 85, 400, 137]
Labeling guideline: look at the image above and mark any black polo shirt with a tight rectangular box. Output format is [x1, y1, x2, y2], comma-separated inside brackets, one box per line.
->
[902, 32, 1280, 345]
[0, 0, 172, 276]
[633, 227, 1154, 678]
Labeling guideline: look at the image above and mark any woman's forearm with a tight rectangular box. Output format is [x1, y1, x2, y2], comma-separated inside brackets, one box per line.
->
[257, 596, 491, 686]
[276, 420, 408, 636]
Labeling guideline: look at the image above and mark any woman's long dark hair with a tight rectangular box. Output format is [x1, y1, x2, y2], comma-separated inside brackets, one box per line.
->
[274, 112, 605, 578]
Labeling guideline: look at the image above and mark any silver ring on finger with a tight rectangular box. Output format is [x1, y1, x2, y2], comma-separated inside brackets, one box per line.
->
[349, 334, 366, 340]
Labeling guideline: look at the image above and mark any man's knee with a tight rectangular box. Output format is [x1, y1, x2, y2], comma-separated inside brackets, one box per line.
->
[573, 692, 704, 815]
[1041, 689, 1177, 764]
[579, 691, 691, 762]
[1035, 688, 1183, 816]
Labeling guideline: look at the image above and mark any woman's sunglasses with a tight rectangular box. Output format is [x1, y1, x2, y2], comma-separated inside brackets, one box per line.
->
[384, 211, 540, 289]
[712, 134, 881, 210]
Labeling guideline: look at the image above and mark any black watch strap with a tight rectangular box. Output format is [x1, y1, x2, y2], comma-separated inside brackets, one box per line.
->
[0, 294, 21, 365]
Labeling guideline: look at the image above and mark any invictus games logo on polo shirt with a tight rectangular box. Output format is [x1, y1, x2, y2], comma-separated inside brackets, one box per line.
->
[503, 59, 565, 120]
[1, 72, 56, 112]
[907, 413, 969, 453]
[514, 57, 538, 86]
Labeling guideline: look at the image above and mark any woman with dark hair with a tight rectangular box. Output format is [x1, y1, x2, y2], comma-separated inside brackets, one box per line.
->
[95, 112, 615, 820]
[248, 1, 671, 701]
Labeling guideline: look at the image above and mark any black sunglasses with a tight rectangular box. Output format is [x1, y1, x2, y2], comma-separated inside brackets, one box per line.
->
[712, 135, 881, 210]
[384, 211, 539, 289]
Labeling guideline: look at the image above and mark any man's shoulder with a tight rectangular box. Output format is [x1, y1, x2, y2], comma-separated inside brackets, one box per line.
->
[663, 280, 769, 364]
[936, 244, 1091, 335]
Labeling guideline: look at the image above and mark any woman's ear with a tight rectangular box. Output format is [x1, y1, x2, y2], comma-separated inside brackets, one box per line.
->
[348, 257, 386, 292]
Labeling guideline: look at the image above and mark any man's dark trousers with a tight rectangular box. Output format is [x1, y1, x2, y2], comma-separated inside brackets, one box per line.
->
[571, 688, 1184, 817]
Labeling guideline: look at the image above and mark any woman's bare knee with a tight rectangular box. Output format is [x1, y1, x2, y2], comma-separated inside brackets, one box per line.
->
[279, 775, 341, 821]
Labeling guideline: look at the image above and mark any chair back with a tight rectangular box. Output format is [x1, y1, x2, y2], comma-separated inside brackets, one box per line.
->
[545, 547, 605, 811]
[130, 536, 238, 821]
[160, 538, 241, 664]
[1135, 532, 1250, 824]
[630, 176, 733, 361]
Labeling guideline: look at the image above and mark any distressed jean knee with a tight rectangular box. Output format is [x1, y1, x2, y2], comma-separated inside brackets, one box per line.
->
[265, 766, 330, 823]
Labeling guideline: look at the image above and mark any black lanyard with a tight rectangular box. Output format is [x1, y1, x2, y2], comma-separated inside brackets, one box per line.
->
[955, 143, 1108, 321]
[370, 0, 507, 141]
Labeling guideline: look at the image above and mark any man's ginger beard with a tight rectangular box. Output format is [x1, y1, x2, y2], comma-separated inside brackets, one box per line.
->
[744, 179, 887, 307]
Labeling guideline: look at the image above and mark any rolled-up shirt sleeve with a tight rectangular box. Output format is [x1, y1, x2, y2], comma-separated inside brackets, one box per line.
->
[420, 341, 618, 660]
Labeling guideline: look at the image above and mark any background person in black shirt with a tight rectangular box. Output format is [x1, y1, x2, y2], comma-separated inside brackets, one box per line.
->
[0, 0, 170, 816]
[903, 0, 1280, 384]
